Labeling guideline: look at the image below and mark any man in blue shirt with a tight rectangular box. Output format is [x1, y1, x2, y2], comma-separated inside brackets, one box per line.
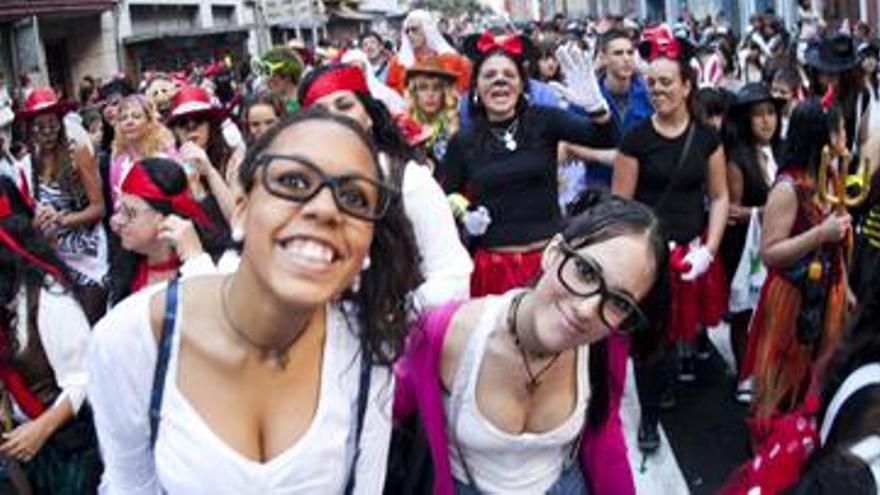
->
[562, 29, 653, 190]
[599, 29, 653, 133]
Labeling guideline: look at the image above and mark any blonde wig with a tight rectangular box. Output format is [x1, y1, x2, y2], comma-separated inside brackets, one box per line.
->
[111, 95, 175, 160]
[405, 74, 460, 138]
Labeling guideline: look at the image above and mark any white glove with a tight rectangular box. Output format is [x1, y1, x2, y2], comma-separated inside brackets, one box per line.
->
[681, 245, 714, 281]
[462, 206, 491, 237]
[554, 42, 609, 114]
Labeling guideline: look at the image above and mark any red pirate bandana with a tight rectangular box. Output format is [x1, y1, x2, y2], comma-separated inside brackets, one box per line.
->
[476, 31, 524, 56]
[301, 65, 369, 108]
[120, 162, 213, 229]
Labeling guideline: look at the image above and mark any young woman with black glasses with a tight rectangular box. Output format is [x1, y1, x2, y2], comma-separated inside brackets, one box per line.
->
[88, 109, 422, 492]
[393, 190, 667, 495]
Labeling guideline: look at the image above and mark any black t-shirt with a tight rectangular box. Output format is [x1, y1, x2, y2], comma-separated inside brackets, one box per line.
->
[618, 119, 721, 243]
[440, 106, 619, 248]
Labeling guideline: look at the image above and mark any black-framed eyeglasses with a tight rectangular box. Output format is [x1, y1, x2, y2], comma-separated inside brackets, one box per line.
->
[115, 202, 151, 223]
[557, 241, 648, 334]
[256, 153, 397, 222]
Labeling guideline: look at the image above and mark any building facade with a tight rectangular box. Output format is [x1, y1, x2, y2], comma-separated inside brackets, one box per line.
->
[262, 0, 328, 45]
[118, 0, 258, 80]
[0, 1, 117, 100]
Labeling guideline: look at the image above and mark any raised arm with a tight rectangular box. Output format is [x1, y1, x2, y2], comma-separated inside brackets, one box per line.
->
[611, 152, 639, 199]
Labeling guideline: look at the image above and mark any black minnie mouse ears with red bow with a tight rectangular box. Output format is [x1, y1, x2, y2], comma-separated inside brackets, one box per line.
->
[637, 24, 695, 64]
[462, 30, 535, 62]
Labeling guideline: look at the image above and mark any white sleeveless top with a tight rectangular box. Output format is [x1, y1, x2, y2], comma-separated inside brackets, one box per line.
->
[88, 281, 394, 494]
[445, 291, 590, 494]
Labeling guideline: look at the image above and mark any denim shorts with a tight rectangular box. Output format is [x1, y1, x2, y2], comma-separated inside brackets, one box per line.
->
[452, 461, 588, 494]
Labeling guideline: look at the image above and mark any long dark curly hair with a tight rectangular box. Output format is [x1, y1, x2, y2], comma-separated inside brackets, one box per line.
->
[27, 115, 88, 209]
[0, 178, 74, 358]
[109, 158, 228, 304]
[237, 107, 423, 366]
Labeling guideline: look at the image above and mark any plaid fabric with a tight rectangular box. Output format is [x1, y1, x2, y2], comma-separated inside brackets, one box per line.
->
[23, 435, 101, 494]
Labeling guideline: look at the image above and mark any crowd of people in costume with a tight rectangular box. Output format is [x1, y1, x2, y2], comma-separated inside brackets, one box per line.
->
[0, 5, 877, 494]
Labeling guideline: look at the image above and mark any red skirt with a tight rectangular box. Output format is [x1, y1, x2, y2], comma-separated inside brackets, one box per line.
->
[666, 252, 728, 343]
[471, 248, 543, 297]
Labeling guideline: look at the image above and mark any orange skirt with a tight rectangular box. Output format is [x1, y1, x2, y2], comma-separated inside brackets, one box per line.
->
[745, 268, 847, 420]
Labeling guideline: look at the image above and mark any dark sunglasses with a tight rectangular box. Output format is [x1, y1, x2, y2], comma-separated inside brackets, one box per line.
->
[173, 116, 209, 130]
[256, 153, 398, 222]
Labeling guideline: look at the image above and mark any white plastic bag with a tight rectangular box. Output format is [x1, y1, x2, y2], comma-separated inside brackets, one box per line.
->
[729, 209, 767, 313]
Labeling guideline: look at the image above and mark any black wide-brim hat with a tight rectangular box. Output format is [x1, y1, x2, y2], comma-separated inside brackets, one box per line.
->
[804, 32, 858, 73]
[733, 82, 787, 110]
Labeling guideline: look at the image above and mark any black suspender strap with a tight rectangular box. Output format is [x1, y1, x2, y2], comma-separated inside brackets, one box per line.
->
[149, 277, 180, 450]
[343, 351, 372, 495]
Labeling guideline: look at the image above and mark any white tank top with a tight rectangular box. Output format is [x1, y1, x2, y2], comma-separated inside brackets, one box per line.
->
[155, 303, 353, 493]
[445, 291, 590, 494]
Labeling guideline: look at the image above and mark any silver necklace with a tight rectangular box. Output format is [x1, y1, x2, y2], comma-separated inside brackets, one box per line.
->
[219, 276, 303, 369]
[489, 118, 519, 151]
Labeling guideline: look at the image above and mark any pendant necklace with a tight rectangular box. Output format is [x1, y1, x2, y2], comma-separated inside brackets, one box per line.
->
[219, 276, 303, 370]
[507, 291, 561, 394]
[490, 118, 519, 152]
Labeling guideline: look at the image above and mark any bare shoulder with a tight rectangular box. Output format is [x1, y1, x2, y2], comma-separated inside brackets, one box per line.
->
[148, 275, 224, 343]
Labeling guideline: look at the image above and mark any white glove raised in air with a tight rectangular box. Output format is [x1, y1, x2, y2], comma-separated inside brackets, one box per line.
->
[681, 245, 714, 281]
[462, 206, 492, 237]
[554, 42, 609, 115]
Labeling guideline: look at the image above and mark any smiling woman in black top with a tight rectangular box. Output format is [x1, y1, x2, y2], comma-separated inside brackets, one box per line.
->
[612, 25, 729, 454]
[440, 31, 619, 297]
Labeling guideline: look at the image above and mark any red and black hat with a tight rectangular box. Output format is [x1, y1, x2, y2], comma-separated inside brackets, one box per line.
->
[15, 87, 76, 121]
[166, 86, 226, 125]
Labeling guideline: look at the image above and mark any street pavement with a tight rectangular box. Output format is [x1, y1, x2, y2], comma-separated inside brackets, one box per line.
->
[622, 323, 751, 494]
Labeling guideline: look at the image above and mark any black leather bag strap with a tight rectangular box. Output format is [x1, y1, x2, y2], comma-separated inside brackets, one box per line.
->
[655, 124, 696, 213]
[149, 277, 180, 450]
[343, 352, 372, 495]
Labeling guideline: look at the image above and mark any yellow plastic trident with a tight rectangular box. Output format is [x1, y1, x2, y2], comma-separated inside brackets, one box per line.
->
[817, 145, 870, 208]
[808, 145, 871, 281]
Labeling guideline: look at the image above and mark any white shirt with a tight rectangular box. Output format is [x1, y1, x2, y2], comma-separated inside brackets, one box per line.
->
[12, 285, 90, 415]
[445, 292, 590, 493]
[401, 162, 473, 308]
[88, 281, 394, 494]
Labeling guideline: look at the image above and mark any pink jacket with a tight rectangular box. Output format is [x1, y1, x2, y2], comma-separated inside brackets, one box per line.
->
[393, 301, 635, 495]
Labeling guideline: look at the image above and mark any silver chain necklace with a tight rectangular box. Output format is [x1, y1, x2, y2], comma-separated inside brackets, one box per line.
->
[489, 117, 519, 152]
[219, 276, 303, 370]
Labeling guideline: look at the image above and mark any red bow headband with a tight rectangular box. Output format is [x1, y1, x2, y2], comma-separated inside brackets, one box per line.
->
[301, 65, 369, 108]
[640, 26, 683, 62]
[476, 31, 524, 56]
[0, 194, 67, 281]
[120, 162, 213, 228]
